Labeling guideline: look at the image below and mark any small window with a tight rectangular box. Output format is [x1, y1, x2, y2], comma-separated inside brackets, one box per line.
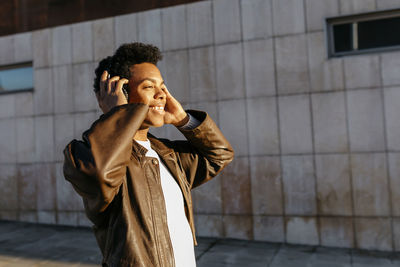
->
[327, 9, 400, 57]
[0, 63, 33, 94]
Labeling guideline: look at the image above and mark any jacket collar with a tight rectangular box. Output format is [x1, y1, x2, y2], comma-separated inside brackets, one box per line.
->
[131, 133, 175, 159]
[148, 133, 175, 158]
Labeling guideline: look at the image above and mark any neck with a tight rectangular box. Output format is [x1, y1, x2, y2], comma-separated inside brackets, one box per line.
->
[134, 127, 149, 141]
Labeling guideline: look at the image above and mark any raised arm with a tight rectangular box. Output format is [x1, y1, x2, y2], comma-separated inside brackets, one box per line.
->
[63, 71, 146, 224]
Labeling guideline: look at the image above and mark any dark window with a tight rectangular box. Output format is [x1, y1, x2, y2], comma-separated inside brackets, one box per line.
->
[333, 23, 353, 52]
[358, 17, 400, 49]
[0, 63, 33, 94]
[327, 9, 400, 57]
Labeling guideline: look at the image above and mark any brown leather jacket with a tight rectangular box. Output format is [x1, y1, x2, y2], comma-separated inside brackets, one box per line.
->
[63, 103, 234, 267]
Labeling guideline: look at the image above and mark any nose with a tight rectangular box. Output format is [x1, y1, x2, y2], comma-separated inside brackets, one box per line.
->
[154, 86, 166, 100]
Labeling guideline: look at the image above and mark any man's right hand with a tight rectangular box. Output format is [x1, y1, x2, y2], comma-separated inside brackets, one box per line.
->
[96, 70, 129, 114]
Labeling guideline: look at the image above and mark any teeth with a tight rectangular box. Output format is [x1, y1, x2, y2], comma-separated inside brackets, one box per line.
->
[151, 106, 164, 111]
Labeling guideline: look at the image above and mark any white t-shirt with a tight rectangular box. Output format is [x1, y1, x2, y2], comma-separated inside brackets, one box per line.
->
[136, 140, 196, 267]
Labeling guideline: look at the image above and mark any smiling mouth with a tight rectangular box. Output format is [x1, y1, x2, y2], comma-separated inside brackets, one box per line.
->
[149, 106, 165, 114]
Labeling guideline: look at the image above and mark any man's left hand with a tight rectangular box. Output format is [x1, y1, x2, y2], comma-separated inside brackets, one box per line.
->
[163, 87, 189, 127]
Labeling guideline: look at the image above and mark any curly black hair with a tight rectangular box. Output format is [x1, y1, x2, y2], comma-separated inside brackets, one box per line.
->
[93, 42, 163, 97]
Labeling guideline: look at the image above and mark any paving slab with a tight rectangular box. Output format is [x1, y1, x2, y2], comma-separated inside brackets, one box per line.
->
[1, 221, 400, 266]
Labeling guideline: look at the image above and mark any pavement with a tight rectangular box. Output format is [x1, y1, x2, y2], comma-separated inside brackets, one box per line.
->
[1, 221, 400, 267]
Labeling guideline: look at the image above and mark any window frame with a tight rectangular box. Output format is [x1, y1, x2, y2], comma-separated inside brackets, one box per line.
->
[0, 62, 34, 95]
[326, 9, 400, 58]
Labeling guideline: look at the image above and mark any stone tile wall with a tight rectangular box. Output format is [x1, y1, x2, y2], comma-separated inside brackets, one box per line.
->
[0, 0, 400, 252]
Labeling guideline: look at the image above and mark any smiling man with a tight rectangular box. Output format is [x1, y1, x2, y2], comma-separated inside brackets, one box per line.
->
[63, 43, 234, 267]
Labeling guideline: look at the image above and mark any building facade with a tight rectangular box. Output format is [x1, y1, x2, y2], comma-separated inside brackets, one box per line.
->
[0, 0, 400, 252]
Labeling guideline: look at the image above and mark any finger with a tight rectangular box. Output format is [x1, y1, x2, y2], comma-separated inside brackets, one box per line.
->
[107, 76, 120, 94]
[100, 71, 108, 98]
[115, 79, 129, 94]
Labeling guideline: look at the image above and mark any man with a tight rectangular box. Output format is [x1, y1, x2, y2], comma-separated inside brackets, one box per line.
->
[63, 43, 234, 267]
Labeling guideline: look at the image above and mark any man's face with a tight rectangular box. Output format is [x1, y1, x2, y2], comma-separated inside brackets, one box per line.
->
[128, 62, 166, 128]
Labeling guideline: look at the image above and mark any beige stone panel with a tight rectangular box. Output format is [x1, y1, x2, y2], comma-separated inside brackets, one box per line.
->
[384, 87, 400, 151]
[188, 46, 217, 102]
[320, 217, 354, 248]
[216, 43, 245, 100]
[388, 153, 400, 216]
[14, 32, 32, 63]
[73, 111, 99, 140]
[247, 97, 279, 156]
[54, 114, 74, 162]
[344, 55, 381, 89]
[250, 156, 282, 215]
[137, 9, 162, 50]
[243, 39, 276, 98]
[72, 21, 93, 64]
[241, 0, 272, 40]
[56, 163, 83, 212]
[93, 18, 115, 61]
[0, 119, 16, 163]
[282, 155, 316, 215]
[393, 218, 400, 251]
[162, 5, 187, 50]
[381, 51, 400, 87]
[0, 164, 17, 210]
[377, 0, 400, 10]
[19, 211, 37, 223]
[15, 92, 33, 117]
[272, 0, 305, 35]
[36, 163, 56, 211]
[221, 157, 251, 215]
[315, 154, 352, 215]
[286, 216, 319, 245]
[189, 101, 218, 125]
[194, 214, 224, 238]
[0, 94, 16, 118]
[279, 95, 313, 154]
[275, 35, 310, 94]
[52, 25, 72, 66]
[72, 62, 97, 112]
[38, 211, 56, 224]
[213, 0, 241, 44]
[253, 216, 284, 242]
[34, 116, 54, 162]
[305, 0, 340, 31]
[308, 32, 344, 92]
[163, 50, 190, 104]
[218, 99, 248, 156]
[115, 13, 137, 49]
[18, 164, 37, 210]
[33, 68, 53, 115]
[340, 0, 376, 14]
[0, 35, 14, 65]
[53, 65, 74, 114]
[351, 153, 390, 216]
[223, 215, 253, 240]
[186, 1, 213, 47]
[16, 117, 35, 163]
[57, 211, 78, 226]
[355, 218, 392, 251]
[347, 89, 385, 152]
[32, 29, 52, 68]
[312, 92, 348, 153]
[192, 176, 222, 214]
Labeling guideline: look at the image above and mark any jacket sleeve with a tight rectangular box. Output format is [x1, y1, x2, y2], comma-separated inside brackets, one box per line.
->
[174, 110, 234, 189]
[63, 103, 149, 223]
